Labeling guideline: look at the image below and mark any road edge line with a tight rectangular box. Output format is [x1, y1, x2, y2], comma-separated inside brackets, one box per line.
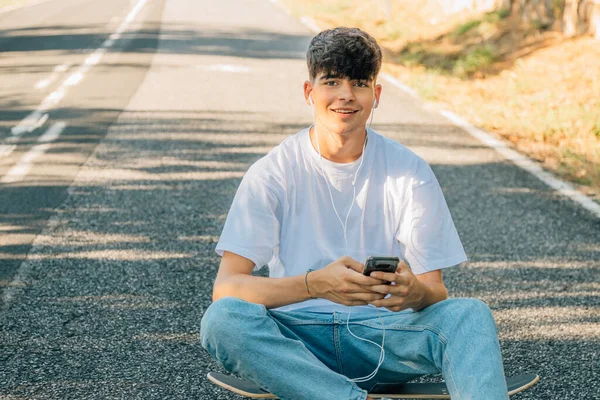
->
[268, 1, 600, 219]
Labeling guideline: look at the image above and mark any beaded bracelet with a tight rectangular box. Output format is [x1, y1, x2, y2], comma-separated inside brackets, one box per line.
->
[304, 269, 315, 299]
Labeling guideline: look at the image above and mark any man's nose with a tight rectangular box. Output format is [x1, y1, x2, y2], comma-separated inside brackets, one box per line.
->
[338, 81, 356, 101]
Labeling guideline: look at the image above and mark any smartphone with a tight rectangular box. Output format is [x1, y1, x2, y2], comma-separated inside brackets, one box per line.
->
[363, 256, 400, 284]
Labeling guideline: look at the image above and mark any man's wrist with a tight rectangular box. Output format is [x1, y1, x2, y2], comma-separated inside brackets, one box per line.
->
[305, 269, 322, 299]
[415, 280, 447, 311]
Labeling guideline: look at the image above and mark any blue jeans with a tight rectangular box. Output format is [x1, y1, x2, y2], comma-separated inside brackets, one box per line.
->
[200, 297, 508, 400]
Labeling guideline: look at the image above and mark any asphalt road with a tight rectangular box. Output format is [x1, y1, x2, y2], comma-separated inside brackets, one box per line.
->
[1, 0, 599, 399]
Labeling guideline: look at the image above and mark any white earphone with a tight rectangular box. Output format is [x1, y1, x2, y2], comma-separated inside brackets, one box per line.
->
[310, 101, 385, 383]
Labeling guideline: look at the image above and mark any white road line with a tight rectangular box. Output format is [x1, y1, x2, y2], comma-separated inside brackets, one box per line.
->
[1, 143, 50, 183]
[8, 0, 149, 139]
[282, 5, 600, 218]
[199, 64, 251, 73]
[34, 63, 71, 90]
[0, 144, 17, 158]
[380, 73, 419, 99]
[1, 0, 150, 307]
[1, 122, 66, 183]
[11, 111, 48, 136]
[299, 16, 320, 33]
[38, 121, 67, 143]
[440, 110, 600, 218]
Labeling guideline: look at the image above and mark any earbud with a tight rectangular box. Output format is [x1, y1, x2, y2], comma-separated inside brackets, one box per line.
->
[373, 99, 377, 109]
[308, 96, 314, 106]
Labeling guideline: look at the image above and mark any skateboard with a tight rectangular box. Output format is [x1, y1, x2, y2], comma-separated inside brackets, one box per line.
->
[207, 371, 539, 399]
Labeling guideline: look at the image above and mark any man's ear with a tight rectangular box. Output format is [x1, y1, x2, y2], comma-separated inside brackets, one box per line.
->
[303, 80, 313, 106]
[374, 83, 382, 108]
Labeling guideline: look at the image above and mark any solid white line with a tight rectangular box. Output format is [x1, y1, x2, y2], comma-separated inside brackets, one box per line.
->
[380, 72, 419, 99]
[300, 16, 320, 33]
[440, 110, 600, 218]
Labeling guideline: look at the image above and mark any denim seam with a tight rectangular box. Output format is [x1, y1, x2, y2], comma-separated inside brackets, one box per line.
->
[443, 351, 461, 400]
[272, 320, 332, 326]
[333, 322, 345, 375]
[432, 329, 458, 400]
[347, 321, 443, 335]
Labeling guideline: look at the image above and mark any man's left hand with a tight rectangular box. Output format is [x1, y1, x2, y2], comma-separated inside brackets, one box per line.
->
[367, 260, 429, 312]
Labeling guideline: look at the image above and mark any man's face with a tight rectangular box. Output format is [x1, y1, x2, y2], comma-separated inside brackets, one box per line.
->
[304, 72, 382, 137]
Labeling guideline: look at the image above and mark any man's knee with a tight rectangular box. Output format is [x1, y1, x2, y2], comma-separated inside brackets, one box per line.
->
[200, 297, 266, 348]
[435, 298, 497, 334]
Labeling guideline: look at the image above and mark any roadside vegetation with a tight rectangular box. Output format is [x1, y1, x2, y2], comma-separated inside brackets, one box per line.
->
[282, 0, 600, 199]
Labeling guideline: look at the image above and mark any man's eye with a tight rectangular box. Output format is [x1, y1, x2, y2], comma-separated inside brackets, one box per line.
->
[355, 81, 368, 87]
[325, 81, 337, 86]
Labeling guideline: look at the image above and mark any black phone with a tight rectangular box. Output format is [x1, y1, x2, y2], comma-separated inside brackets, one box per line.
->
[363, 256, 400, 283]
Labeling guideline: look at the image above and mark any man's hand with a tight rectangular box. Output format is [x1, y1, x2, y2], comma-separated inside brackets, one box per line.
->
[367, 261, 446, 312]
[309, 256, 387, 306]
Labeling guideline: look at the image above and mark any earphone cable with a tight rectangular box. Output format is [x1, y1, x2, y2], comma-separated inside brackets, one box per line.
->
[311, 102, 386, 383]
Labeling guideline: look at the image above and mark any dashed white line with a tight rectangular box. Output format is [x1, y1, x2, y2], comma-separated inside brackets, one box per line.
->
[1, 122, 67, 183]
[0, 144, 17, 158]
[63, 72, 84, 87]
[11, 111, 48, 136]
[34, 63, 71, 90]
[8, 0, 149, 139]
[1, 143, 50, 183]
[38, 121, 67, 143]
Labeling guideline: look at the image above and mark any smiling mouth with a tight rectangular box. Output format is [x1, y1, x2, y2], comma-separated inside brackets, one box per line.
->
[332, 109, 358, 114]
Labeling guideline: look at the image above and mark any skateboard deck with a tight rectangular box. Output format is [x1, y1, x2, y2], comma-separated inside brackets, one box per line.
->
[207, 371, 539, 399]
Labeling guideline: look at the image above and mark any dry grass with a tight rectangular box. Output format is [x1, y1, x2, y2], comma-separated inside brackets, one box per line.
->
[281, 0, 600, 199]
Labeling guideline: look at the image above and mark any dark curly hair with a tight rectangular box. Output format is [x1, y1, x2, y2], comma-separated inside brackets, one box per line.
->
[306, 27, 382, 82]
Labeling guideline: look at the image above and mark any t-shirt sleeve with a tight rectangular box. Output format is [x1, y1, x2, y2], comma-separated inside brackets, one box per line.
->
[396, 163, 467, 274]
[215, 164, 282, 271]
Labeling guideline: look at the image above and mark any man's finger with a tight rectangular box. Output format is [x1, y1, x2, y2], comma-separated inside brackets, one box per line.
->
[370, 297, 407, 310]
[370, 271, 408, 285]
[349, 270, 386, 286]
[350, 292, 386, 302]
[396, 260, 411, 273]
[342, 256, 364, 273]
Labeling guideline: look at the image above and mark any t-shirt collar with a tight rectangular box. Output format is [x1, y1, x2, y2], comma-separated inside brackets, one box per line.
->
[303, 126, 372, 173]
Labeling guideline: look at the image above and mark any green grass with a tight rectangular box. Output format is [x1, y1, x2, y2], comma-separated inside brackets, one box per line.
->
[484, 8, 510, 22]
[593, 118, 600, 139]
[452, 20, 482, 37]
[453, 44, 496, 76]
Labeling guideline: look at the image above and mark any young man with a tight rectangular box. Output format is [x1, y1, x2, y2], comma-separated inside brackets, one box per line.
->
[201, 27, 508, 400]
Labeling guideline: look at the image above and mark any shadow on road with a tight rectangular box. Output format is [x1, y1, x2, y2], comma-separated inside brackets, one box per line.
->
[0, 14, 598, 400]
[1, 107, 599, 398]
[0, 24, 309, 59]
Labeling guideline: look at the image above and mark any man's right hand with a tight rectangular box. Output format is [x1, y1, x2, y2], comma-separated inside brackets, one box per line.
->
[308, 256, 387, 306]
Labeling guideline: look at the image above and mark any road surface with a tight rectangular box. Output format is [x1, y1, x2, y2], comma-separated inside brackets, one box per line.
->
[1, 0, 598, 398]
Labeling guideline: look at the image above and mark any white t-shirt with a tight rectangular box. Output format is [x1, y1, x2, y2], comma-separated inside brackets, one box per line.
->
[216, 127, 467, 313]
